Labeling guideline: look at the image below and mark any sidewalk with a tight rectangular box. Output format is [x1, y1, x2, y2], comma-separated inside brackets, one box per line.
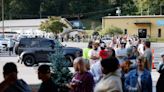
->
[152, 69, 159, 92]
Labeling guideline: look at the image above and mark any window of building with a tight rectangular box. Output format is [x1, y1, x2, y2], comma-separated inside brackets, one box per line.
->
[158, 28, 161, 37]
[124, 29, 127, 34]
[138, 29, 147, 38]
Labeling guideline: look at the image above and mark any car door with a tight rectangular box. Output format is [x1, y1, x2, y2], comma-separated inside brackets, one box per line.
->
[29, 39, 41, 60]
[38, 39, 55, 62]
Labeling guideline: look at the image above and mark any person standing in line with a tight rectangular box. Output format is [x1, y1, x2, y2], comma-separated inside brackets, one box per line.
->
[125, 56, 152, 92]
[120, 59, 133, 92]
[37, 65, 58, 92]
[90, 43, 108, 83]
[0, 62, 31, 92]
[66, 57, 94, 92]
[115, 42, 127, 65]
[94, 57, 123, 92]
[8, 39, 15, 56]
[83, 41, 93, 60]
[143, 41, 152, 71]
[137, 39, 144, 55]
[88, 41, 100, 66]
[156, 53, 164, 92]
[131, 46, 140, 59]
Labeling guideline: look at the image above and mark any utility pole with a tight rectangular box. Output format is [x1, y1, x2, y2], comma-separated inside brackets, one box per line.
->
[2, 0, 4, 37]
[160, 5, 162, 15]
[39, 5, 42, 19]
[141, 7, 143, 16]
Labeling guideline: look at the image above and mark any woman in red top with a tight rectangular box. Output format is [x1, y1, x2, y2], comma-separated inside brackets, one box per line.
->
[99, 43, 109, 59]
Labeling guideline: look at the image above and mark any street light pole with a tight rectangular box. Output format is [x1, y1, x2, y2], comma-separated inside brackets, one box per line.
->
[39, 5, 42, 19]
[160, 5, 162, 15]
[2, 0, 4, 37]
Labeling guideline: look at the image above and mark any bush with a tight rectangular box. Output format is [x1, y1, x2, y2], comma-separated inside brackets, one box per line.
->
[102, 26, 123, 36]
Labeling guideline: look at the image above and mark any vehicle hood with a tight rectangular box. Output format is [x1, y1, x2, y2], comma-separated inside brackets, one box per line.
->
[63, 47, 82, 50]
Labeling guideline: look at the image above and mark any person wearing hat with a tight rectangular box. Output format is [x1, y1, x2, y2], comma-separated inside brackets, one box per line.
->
[125, 56, 152, 92]
[0, 62, 31, 92]
[38, 64, 58, 92]
[156, 53, 164, 92]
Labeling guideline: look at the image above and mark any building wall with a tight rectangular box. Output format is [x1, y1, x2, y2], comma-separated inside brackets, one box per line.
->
[102, 16, 164, 38]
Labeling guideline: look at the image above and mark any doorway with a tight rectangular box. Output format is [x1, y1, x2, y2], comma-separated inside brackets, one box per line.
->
[138, 29, 147, 38]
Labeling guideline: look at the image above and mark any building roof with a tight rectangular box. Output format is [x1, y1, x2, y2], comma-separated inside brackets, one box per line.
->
[103, 15, 164, 19]
[0, 19, 47, 28]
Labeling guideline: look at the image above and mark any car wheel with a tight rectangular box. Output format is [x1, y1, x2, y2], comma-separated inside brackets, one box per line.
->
[65, 55, 73, 66]
[23, 55, 35, 66]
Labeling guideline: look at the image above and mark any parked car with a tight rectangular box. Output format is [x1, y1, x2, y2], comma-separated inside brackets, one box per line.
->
[0, 44, 5, 52]
[15, 37, 82, 66]
[0, 38, 10, 51]
[101, 37, 112, 44]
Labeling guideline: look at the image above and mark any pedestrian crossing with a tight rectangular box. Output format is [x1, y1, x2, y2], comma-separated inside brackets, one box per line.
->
[0, 51, 17, 57]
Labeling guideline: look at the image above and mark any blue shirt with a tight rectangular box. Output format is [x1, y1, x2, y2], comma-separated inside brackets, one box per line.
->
[125, 69, 152, 92]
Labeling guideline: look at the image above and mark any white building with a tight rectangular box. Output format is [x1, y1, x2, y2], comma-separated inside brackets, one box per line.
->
[0, 18, 85, 38]
[0, 19, 48, 38]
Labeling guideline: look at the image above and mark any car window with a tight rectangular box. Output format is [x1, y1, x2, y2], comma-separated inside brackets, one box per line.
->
[30, 40, 39, 47]
[40, 39, 54, 48]
[19, 38, 31, 47]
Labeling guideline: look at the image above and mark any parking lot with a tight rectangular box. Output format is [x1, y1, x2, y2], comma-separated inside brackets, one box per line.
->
[0, 42, 163, 92]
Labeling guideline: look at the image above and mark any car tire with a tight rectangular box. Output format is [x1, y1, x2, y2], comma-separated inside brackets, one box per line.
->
[23, 55, 35, 66]
[65, 55, 73, 66]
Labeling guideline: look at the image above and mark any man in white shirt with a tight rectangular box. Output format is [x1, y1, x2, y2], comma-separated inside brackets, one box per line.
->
[88, 41, 100, 66]
[137, 39, 144, 55]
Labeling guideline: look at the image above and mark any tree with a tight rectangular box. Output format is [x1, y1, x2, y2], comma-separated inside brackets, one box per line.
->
[49, 40, 72, 92]
[121, 0, 138, 15]
[40, 17, 67, 36]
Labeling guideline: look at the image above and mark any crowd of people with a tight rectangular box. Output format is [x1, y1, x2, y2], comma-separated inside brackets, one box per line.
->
[0, 35, 164, 92]
[81, 35, 163, 92]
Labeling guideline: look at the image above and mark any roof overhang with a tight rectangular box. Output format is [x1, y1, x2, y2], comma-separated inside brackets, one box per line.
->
[134, 21, 151, 25]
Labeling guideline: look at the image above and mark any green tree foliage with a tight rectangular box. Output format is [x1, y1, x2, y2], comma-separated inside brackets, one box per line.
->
[0, 0, 163, 20]
[102, 26, 123, 36]
[121, 0, 138, 15]
[49, 40, 72, 92]
[40, 17, 67, 35]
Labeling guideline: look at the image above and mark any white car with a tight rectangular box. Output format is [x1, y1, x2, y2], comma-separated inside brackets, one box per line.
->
[0, 42, 5, 52]
[101, 37, 112, 44]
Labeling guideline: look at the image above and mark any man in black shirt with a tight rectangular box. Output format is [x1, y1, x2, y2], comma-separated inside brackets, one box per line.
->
[38, 65, 58, 92]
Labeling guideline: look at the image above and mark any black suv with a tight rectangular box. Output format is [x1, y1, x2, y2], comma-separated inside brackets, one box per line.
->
[15, 38, 82, 66]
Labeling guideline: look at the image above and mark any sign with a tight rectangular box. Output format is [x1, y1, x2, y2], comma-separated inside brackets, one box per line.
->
[157, 20, 164, 26]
